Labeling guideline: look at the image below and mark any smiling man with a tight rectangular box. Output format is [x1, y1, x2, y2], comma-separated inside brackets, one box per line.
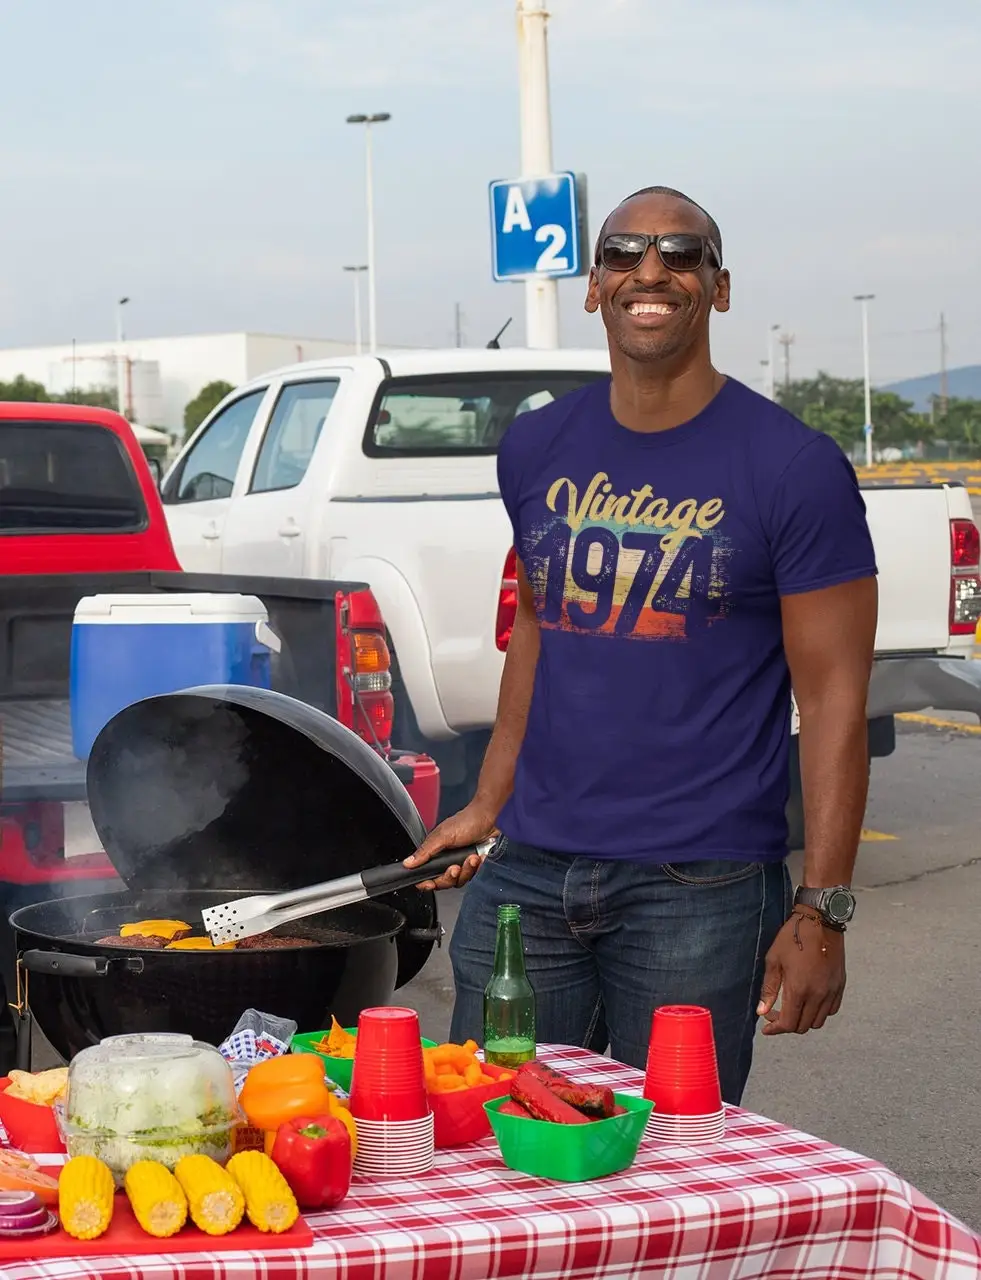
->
[407, 186, 879, 1102]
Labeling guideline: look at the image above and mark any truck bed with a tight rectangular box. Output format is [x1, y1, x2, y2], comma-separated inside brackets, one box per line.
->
[1, 700, 84, 801]
[0, 570, 366, 803]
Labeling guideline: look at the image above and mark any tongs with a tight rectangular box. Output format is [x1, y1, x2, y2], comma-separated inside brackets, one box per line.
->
[201, 840, 496, 946]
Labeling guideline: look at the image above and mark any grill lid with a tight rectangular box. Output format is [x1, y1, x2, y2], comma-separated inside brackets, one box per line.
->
[85, 685, 437, 985]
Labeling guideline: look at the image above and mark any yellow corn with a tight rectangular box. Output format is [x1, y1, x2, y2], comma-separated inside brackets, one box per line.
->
[226, 1151, 299, 1234]
[59, 1155, 115, 1241]
[174, 1155, 244, 1236]
[124, 1161, 188, 1238]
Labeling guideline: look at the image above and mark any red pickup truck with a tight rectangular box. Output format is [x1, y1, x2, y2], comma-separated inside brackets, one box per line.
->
[0, 403, 439, 1063]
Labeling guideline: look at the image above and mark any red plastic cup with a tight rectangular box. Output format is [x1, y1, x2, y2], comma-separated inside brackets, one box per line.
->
[349, 1007, 430, 1122]
[643, 1005, 722, 1117]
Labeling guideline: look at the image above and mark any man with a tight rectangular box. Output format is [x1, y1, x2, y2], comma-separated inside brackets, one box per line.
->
[406, 186, 878, 1103]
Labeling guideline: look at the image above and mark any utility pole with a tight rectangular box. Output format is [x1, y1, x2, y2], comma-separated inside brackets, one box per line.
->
[516, 0, 559, 349]
[766, 324, 780, 400]
[454, 302, 464, 348]
[778, 332, 795, 392]
[939, 311, 949, 417]
[854, 294, 875, 467]
[116, 297, 130, 420]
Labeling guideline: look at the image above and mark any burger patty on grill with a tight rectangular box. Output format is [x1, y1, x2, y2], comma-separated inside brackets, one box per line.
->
[96, 934, 167, 949]
[235, 934, 316, 949]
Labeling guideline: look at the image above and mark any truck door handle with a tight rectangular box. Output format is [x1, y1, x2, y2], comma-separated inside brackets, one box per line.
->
[202, 522, 221, 541]
[278, 523, 301, 539]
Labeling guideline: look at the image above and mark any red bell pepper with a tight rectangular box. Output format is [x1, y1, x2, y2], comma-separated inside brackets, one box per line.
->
[270, 1114, 351, 1210]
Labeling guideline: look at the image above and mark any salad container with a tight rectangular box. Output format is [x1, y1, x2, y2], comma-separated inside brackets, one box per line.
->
[62, 1033, 241, 1184]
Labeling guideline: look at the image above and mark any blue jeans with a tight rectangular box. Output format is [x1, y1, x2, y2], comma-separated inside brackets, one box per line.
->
[449, 839, 792, 1105]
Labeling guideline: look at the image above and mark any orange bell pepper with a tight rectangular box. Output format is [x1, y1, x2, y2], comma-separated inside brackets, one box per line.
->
[239, 1054, 335, 1133]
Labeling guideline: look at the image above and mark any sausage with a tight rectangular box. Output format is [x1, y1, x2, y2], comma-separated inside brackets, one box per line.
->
[521, 1061, 615, 1119]
[510, 1067, 590, 1125]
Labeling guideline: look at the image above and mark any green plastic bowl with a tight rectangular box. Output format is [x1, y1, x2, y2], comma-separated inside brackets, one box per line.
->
[484, 1093, 653, 1182]
[291, 1029, 437, 1093]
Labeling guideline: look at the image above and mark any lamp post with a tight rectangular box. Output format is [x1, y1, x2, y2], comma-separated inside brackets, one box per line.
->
[116, 296, 130, 420]
[343, 265, 368, 355]
[854, 294, 875, 466]
[346, 113, 390, 354]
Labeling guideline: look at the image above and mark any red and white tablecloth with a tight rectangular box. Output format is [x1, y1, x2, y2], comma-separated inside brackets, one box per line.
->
[4, 1045, 979, 1280]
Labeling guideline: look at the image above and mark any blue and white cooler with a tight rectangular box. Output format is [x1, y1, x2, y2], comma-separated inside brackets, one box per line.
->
[70, 593, 281, 761]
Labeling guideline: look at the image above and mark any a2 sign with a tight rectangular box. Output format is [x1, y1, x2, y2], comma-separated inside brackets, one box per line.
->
[489, 171, 590, 282]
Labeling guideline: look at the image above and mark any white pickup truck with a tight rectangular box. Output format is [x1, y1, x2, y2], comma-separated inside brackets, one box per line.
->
[161, 348, 981, 836]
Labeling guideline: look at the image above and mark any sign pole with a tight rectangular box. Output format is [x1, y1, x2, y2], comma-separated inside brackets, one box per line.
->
[517, 0, 559, 349]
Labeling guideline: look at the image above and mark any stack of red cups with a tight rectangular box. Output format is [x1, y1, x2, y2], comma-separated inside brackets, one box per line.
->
[348, 1006, 434, 1176]
[642, 1005, 726, 1143]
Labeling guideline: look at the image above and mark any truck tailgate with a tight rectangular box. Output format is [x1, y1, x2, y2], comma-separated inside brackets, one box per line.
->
[863, 487, 951, 653]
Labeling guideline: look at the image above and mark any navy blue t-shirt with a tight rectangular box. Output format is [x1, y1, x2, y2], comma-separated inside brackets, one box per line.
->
[495, 377, 877, 864]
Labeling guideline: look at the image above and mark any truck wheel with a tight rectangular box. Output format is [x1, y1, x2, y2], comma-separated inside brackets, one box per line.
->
[786, 737, 805, 853]
[786, 735, 873, 854]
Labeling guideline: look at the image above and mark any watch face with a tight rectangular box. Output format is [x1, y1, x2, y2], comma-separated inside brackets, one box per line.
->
[826, 889, 855, 923]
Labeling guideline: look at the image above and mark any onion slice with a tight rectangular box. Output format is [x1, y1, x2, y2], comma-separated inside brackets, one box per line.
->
[0, 1209, 59, 1237]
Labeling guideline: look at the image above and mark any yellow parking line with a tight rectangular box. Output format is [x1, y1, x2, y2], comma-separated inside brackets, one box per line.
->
[860, 828, 897, 842]
[897, 712, 981, 735]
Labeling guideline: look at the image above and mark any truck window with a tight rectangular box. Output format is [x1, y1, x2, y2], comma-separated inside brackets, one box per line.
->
[364, 372, 608, 457]
[250, 379, 339, 493]
[0, 420, 146, 533]
[165, 390, 265, 504]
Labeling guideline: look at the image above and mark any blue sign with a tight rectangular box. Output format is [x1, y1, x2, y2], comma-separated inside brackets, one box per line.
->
[489, 172, 587, 282]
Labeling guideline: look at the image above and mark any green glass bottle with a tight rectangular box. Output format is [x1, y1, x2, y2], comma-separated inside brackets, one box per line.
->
[483, 903, 536, 1067]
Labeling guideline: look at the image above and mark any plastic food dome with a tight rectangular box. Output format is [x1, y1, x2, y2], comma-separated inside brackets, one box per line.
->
[63, 1033, 241, 1183]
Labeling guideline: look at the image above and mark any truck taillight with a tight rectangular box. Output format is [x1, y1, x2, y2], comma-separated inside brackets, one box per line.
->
[949, 518, 981, 636]
[496, 547, 518, 651]
[335, 589, 395, 751]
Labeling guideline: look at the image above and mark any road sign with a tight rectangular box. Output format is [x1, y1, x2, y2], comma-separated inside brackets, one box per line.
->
[488, 172, 587, 282]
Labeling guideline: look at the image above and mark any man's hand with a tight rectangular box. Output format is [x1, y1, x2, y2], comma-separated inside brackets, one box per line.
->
[757, 910, 846, 1035]
[402, 802, 499, 891]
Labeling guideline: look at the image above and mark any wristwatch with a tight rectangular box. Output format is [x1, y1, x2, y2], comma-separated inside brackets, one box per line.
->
[793, 885, 856, 927]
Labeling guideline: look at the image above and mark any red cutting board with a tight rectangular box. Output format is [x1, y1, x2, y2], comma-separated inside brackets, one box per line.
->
[0, 1193, 313, 1261]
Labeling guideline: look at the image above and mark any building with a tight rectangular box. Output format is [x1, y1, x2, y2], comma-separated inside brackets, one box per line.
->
[0, 332, 362, 438]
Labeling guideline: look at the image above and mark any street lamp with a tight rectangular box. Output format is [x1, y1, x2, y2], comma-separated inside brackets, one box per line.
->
[854, 294, 875, 466]
[346, 113, 391, 354]
[343, 265, 368, 356]
[116, 297, 130, 420]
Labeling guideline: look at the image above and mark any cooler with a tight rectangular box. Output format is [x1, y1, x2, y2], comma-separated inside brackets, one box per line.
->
[70, 593, 281, 760]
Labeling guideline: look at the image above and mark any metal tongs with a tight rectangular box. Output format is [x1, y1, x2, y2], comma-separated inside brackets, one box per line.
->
[201, 840, 496, 946]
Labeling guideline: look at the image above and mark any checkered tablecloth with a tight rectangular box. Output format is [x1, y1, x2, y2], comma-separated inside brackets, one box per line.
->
[5, 1046, 980, 1280]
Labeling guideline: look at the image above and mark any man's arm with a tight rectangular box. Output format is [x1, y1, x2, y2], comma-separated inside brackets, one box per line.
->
[404, 559, 540, 889]
[758, 575, 878, 1035]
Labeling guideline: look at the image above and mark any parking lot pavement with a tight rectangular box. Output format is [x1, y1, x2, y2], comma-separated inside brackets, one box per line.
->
[401, 719, 981, 1231]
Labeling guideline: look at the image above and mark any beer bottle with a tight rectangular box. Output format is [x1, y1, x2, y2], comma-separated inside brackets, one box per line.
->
[483, 903, 536, 1067]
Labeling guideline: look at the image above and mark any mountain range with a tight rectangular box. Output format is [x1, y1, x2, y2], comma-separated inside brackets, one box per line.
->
[883, 365, 981, 412]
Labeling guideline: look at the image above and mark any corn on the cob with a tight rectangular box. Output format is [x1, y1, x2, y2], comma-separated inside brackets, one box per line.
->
[173, 1155, 244, 1236]
[124, 1161, 188, 1238]
[59, 1155, 115, 1240]
[226, 1151, 299, 1234]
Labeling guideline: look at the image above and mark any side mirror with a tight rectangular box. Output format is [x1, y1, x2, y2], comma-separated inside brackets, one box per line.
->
[146, 457, 163, 490]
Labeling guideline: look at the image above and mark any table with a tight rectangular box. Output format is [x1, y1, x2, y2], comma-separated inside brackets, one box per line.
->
[6, 1046, 980, 1280]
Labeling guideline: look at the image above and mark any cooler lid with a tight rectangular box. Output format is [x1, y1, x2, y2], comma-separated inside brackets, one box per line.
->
[74, 594, 270, 624]
[85, 686, 438, 986]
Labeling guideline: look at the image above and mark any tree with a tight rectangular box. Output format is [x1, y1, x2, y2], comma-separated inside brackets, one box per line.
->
[931, 397, 981, 454]
[183, 381, 234, 439]
[0, 375, 49, 401]
[776, 372, 929, 453]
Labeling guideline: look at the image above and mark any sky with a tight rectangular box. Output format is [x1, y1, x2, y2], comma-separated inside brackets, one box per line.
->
[1, 0, 979, 390]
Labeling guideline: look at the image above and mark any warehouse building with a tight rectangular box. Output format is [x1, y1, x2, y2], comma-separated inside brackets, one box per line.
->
[0, 332, 359, 439]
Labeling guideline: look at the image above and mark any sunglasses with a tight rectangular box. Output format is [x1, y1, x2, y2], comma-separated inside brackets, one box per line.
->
[596, 232, 722, 274]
